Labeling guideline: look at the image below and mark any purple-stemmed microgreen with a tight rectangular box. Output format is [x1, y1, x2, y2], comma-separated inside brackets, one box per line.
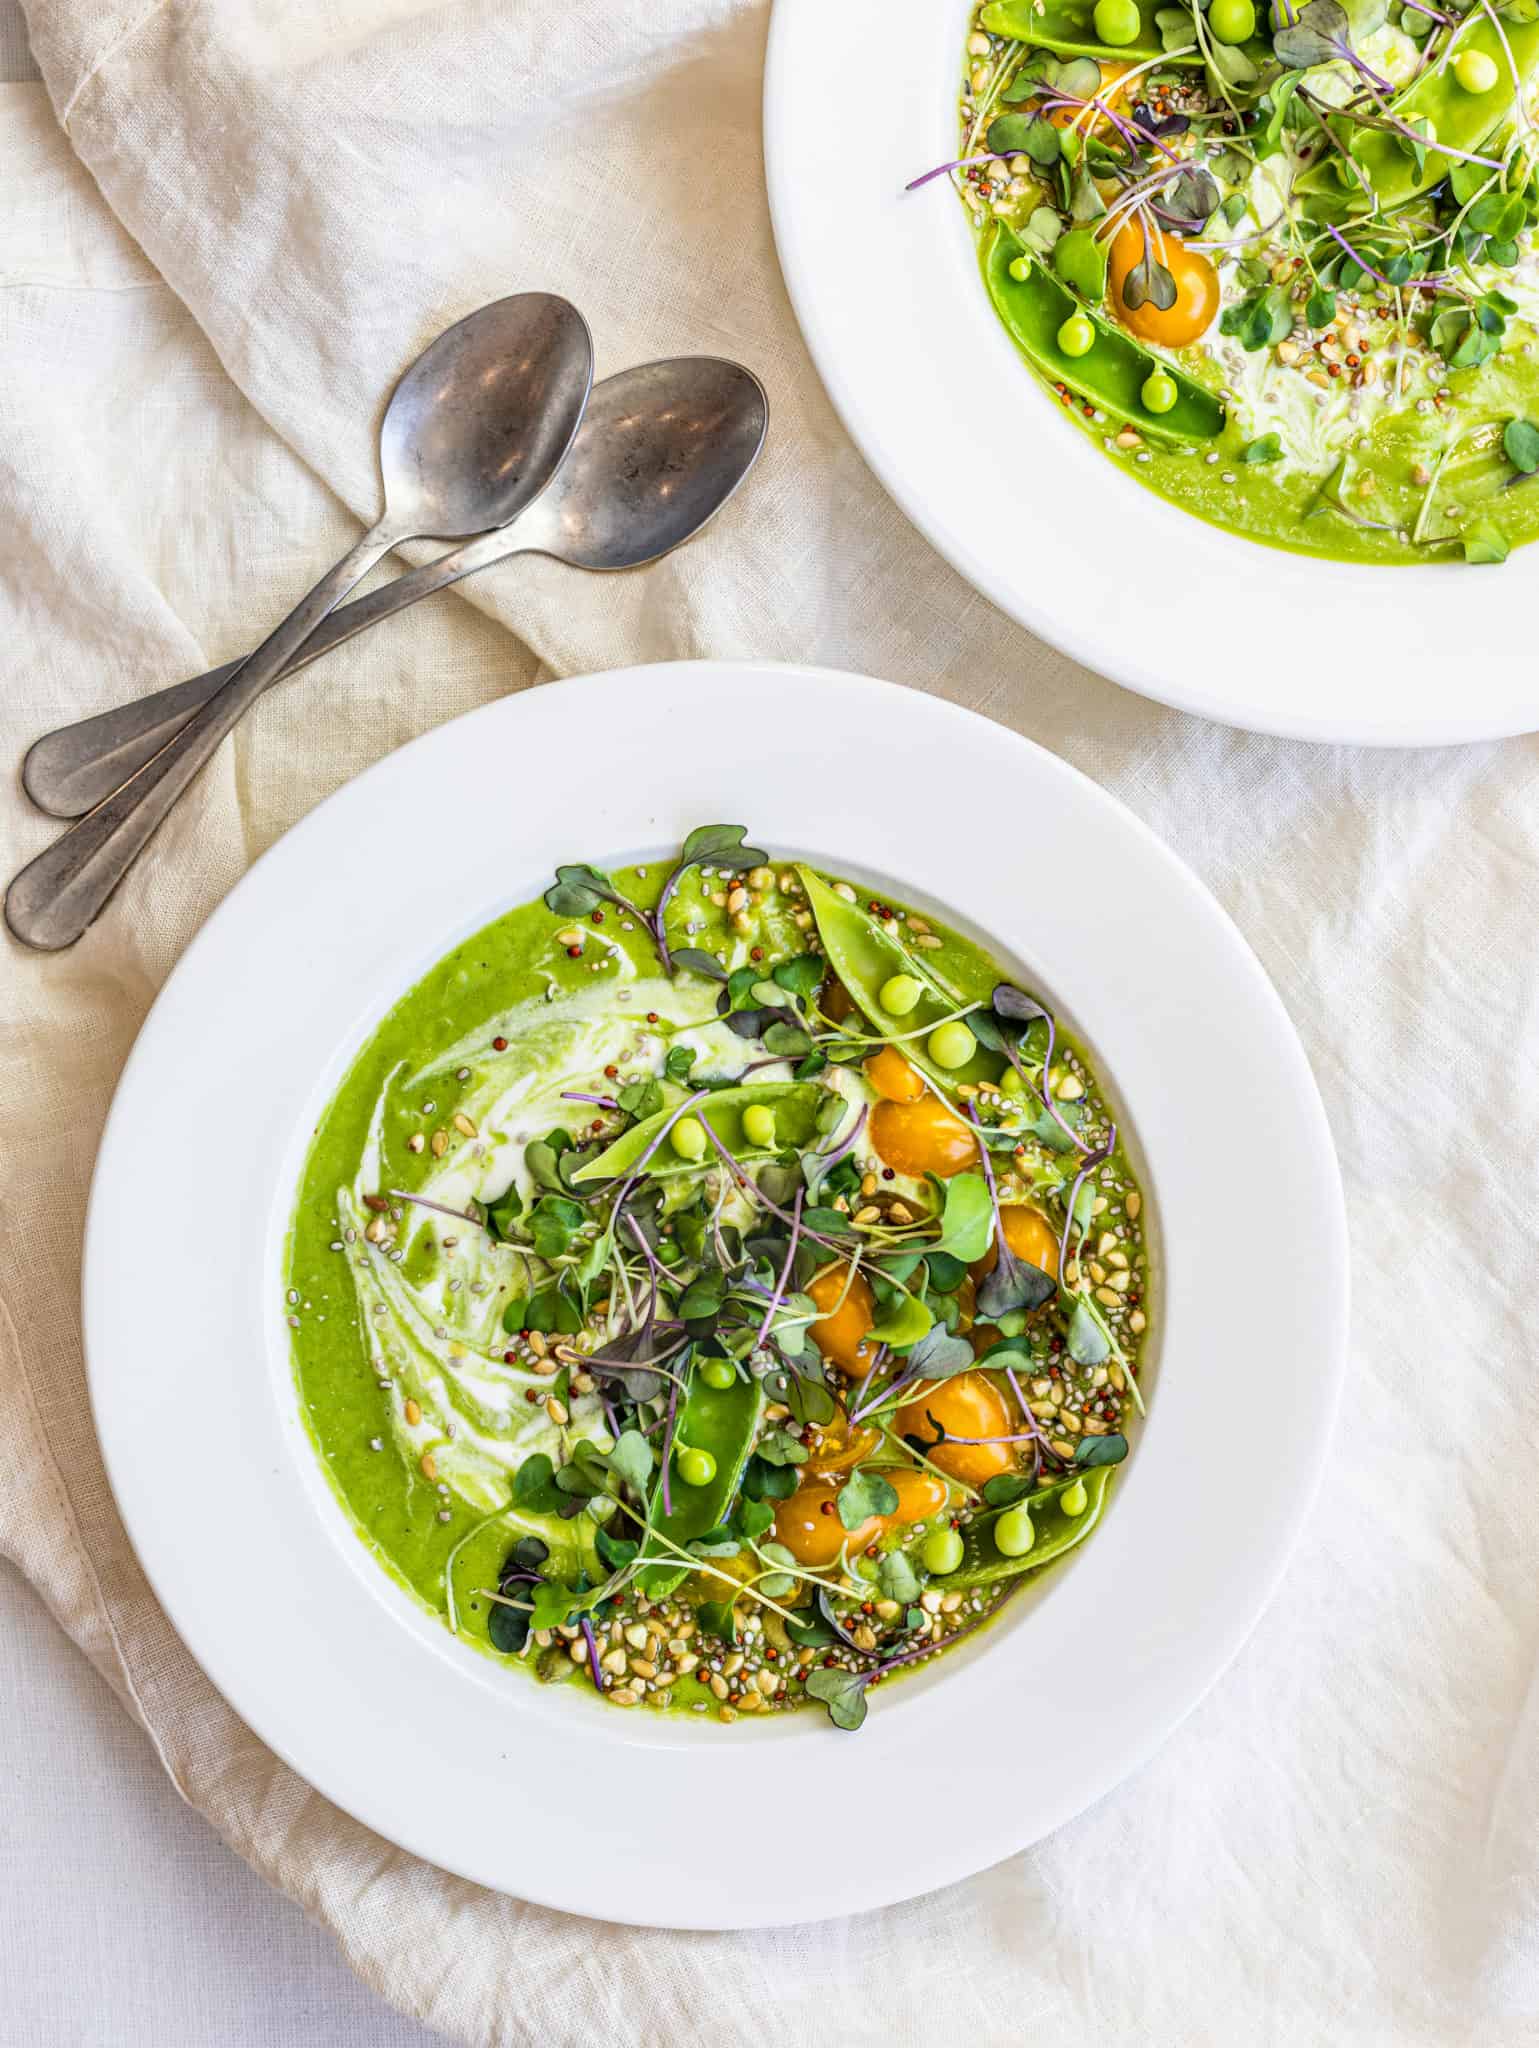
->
[964, 1103, 1057, 1322]
[805, 1101, 867, 1192]
[905, 150, 1012, 191]
[1035, 90, 1182, 161]
[754, 1188, 804, 1349]
[1322, 220, 1452, 289]
[806, 1580, 1025, 1729]
[1003, 1362, 1047, 1483]
[847, 1350, 917, 1431]
[388, 1189, 490, 1232]
[607, 1086, 711, 1241]
[578, 1616, 605, 1691]
[1272, 0, 1393, 88]
[543, 826, 763, 980]
[658, 1377, 680, 1517]
[972, 983, 1089, 1156]
[1055, 1125, 1117, 1284]
[695, 1116, 864, 1263]
[648, 825, 767, 976]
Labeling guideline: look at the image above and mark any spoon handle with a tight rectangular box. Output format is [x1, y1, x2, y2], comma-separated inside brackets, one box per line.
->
[22, 526, 518, 820]
[6, 524, 401, 951]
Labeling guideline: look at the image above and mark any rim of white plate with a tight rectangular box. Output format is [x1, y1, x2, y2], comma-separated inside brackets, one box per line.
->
[764, 0, 1539, 747]
[84, 661, 1347, 1927]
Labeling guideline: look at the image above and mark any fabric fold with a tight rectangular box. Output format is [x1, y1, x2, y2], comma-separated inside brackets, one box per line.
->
[4, 4, 1539, 2041]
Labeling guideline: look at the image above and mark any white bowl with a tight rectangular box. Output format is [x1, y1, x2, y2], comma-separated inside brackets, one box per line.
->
[85, 662, 1347, 1926]
[765, 1, 1539, 746]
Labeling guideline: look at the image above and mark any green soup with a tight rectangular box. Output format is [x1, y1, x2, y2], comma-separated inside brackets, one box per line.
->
[287, 833, 1150, 1733]
[954, 0, 1539, 563]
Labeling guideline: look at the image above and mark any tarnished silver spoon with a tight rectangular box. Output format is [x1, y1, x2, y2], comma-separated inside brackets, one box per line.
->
[21, 358, 768, 820]
[6, 290, 594, 951]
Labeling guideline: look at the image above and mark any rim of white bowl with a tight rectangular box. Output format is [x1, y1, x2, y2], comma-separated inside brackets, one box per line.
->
[84, 661, 1348, 1926]
[764, 0, 1539, 747]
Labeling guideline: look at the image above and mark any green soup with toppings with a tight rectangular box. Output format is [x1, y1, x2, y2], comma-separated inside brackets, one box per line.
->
[940, 0, 1539, 562]
[287, 828, 1150, 1732]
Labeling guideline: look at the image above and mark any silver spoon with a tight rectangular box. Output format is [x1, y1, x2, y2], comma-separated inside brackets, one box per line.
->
[6, 291, 594, 952]
[21, 358, 769, 820]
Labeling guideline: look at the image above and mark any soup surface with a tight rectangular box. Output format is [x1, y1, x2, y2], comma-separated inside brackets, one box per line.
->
[287, 829, 1150, 1731]
[941, 0, 1539, 562]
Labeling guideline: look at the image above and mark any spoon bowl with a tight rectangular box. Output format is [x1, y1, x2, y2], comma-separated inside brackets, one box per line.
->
[21, 358, 768, 820]
[514, 356, 769, 571]
[379, 294, 594, 539]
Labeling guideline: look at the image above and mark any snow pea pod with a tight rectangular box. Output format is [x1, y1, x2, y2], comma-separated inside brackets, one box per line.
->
[637, 1369, 764, 1596]
[945, 1463, 1115, 1588]
[980, 0, 1194, 62]
[796, 867, 1001, 1094]
[983, 227, 1225, 443]
[1298, 11, 1539, 216]
[572, 1081, 824, 1183]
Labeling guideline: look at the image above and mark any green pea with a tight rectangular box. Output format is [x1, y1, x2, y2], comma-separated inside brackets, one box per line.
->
[699, 1356, 737, 1391]
[994, 1502, 1036, 1557]
[1092, 0, 1141, 44]
[999, 1065, 1027, 1098]
[1057, 312, 1095, 359]
[1008, 254, 1033, 283]
[927, 1020, 977, 1070]
[657, 1239, 682, 1266]
[879, 973, 923, 1016]
[741, 1103, 777, 1149]
[922, 1527, 964, 1575]
[670, 1115, 708, 1160]
[1060, 1478, 1089, 1517]
[1141, 369, 1178, 416]
[1454, 46, 1498, 92]
[1208, 0, 1255, 42]
[676, 1446, 717, 1488]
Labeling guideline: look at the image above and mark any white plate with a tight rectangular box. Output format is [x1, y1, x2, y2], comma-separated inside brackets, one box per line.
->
[765, 2, 1539, 747]
[86, 662, 1346, 1927]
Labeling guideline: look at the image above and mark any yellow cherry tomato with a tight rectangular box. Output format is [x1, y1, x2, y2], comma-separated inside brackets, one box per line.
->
[807, 1263, 878, 1377]
[1107, 221, 1219, 348]
[895, 1372, 1015, 1488]
[971, 1204, 1060, 1283]
[881, 1467, 950, 1525]
[772, 1477, 883, 1567]
[864, 1045, 927, 1103]
[870, 1095, 980, 1179]
[802, 1404, 882, 1475]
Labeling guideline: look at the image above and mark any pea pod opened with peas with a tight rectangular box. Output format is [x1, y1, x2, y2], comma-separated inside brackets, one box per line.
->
[286, 826, 1150, 1732]
[917, 0, 1539, 563]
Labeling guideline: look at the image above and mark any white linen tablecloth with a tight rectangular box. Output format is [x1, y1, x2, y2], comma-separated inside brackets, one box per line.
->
[3, 4, 1539, 2044]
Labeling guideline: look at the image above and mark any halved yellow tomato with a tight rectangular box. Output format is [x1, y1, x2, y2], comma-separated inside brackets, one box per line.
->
[772, 1477, 884, 1567]
[895, 1371, 1015, 1488]
[864, 1045, 926, 1103]
[972, 1204, 1060, 1282]
[801, 1404, 881, 1475]
[870, 1095, 979, 1180]
[807, 1263, 878, 1377]
[1107, 220, 1219, 348]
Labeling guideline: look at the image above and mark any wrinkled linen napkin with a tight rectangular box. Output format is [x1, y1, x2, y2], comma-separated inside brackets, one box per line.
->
[4, 3, 1539, 2042]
